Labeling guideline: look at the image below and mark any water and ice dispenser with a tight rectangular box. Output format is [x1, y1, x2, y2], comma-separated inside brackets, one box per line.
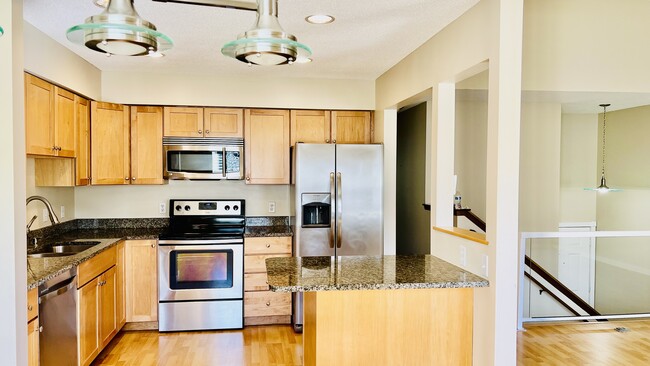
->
[301, 193, 331, 228]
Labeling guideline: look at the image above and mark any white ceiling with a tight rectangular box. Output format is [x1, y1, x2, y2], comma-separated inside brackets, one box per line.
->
[23, 0, 480, 80]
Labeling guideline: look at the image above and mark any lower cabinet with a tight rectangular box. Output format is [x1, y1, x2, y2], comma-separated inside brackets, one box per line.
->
[27, 287, 39, 366]
[243, 236, 292, 326]
[77, 244, 124, 366]
[125, 239, 158, 323]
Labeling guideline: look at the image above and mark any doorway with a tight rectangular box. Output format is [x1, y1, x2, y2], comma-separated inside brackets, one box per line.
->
[396, 102, 430, 254]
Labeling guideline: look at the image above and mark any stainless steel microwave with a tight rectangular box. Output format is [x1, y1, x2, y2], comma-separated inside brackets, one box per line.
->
[163, 137, 244, 180]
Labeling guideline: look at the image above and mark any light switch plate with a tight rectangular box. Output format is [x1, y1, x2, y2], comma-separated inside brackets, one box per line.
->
[159, 202, 166, 214]
[268, 201, 276, 213]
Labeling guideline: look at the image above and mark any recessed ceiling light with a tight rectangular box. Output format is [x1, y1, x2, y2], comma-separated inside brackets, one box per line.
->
[305, 14, 335, 25]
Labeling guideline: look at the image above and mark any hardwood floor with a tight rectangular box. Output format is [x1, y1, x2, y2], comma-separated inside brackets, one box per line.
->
[92, 325, 302, 366]
[93, 320, 650, 365]
[518, 319, 650, 365]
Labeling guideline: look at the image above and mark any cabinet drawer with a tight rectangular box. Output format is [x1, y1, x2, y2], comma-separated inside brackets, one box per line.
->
[244, 236, 291, 255]
[78, 246, 117, 288]
[244, 272, 270, 292]
[244, 291, 291, 317]
[27, 288, 38, 322]
[244, 254, 290, 274]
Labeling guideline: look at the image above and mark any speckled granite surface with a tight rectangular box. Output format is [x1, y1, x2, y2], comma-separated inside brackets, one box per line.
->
[245, 226, 293, 237]
[266, 255, 489, 292]
[245, 216, 289, 227]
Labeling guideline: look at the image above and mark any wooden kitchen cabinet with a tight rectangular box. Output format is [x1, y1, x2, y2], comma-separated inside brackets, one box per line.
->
[131, 106, 164, 184]
[163, 107, 203, 137]
[331, 111, 372, 144]
[204, 108, 244, 138]
[125, 240, 158, 322]
[27, 287, 39, 366]
[290, 110, 331, 146]
[91, 102, 130, 185]
[244, 109, 290, 184]
[25, 73, 76, 157]
[116, 241, 126, 329]
[75, 96, 91, 185]
[243, 236, 292, 326]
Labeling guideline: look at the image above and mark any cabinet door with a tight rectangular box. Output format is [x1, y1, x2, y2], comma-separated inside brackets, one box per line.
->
[290, 110, 331, 146]
[125, 240, 158, 322]
[204, 108, 244, 138]
[54, 87, 76, 157]
[244, 109, 290, 184]
[131, 106, 164, 185]
[78, 277, 100, 366]
[91, 102, 130, 185]
[331, 111, 372, 144]
[99, 266, 117, 349]
[116, 241, 126, 329]
[75, 96, 91, 186]
[27, 318, 39, 366]
[25, 73, 55, 156]
[163, 107, 204, 137]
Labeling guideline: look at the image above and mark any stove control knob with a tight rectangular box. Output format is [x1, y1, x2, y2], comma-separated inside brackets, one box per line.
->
[233, 205, 239, 211]
[184, 205, 191, 211]
[224, 205, 231, 211]
[175, 205, 182, 211]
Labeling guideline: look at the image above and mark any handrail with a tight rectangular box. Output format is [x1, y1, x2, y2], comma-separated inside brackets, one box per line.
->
[524, 255, 601, 317]
[523, 272, 581, 317]
[453, 207, 486, 232]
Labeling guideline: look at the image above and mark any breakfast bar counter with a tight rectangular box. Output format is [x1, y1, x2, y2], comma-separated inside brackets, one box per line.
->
[266, 255, 489, 366]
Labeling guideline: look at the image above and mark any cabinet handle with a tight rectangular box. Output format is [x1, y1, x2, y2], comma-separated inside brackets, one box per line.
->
[333, 139, 336, 143]
[151, 243, 155, 248]
[125, 177, 129, 181]
[266, 243, 271, 248]
[205, 130, 210, 135]
[245, 176, 250, 182]
[266, 301, 271, 306]
[198, 130, 202, 135]
[51, 146, 57, 151]
[131, 177, 136, 181]
[57, 146, 62, 151]
[39, 326, 43, 333]
[325, 138, 330, 143]
[28, 305, 33, 311]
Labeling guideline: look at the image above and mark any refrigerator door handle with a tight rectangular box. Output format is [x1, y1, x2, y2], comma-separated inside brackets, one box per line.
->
[329, 172, 335, 248]
[336, 172, 343, 248]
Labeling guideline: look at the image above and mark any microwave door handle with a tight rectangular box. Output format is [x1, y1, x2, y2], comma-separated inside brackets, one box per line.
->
[329, 172, 335, 249]
[222, 147, 227, 177]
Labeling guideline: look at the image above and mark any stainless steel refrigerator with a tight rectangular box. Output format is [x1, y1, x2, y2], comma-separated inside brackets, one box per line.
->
[292, 143, 383, 332]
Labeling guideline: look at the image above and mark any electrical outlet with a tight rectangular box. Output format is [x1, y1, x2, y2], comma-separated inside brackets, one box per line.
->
[60, 206, 65, 218]
[459, 246, 467, 267]
[159, 202, 166, 214]
[482, 255, 489, 277]
[268, 201, 276, 213]
[42, 208, 48, 223]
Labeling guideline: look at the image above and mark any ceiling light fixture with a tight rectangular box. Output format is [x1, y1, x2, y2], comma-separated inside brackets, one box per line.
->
[93, 0, 109, 8]
[305, 14, 335, 25]
[66, 0, 173, 56]
[585, 103, 621, 193]
[221, 0, 312, 66]
[0, 26, 4, 37]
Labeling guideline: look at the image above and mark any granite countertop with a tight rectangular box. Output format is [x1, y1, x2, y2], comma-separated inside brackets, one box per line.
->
[265, 255, 489, 292]
[245, 225, 293, 237]
[27, 227, 166, 290]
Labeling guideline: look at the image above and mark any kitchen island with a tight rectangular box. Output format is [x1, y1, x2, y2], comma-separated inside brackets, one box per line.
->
[266, 255, 489, 366]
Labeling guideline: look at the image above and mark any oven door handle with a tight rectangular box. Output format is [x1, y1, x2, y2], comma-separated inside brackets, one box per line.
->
[159, 239, 244, 246]
[158, 244, 242, 252]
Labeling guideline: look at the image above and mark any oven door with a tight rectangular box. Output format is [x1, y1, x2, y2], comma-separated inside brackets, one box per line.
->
[158, 240, 243, 301]
[163, 144, 243, 180]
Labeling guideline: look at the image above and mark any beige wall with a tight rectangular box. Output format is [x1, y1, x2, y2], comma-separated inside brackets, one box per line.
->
[1, 0, 27, 363]
[25, 158, 75, 230]
[376, 0, 524, 364]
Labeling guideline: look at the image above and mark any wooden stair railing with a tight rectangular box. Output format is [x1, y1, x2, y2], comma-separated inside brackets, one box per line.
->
[525, 255, 602, 318]
[453, 207, 486, 232]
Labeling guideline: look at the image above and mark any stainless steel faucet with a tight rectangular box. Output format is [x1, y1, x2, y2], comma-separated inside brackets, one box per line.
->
[26, 195, 60, 227]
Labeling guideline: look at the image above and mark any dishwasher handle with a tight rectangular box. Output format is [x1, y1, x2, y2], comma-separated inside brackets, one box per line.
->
[39, 275, 76, 300]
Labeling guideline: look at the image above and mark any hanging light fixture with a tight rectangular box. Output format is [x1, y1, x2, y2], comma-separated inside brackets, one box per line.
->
[221, 0, 312, 65]
[66, 0, 172, 56]
[585, 103, 621, 193]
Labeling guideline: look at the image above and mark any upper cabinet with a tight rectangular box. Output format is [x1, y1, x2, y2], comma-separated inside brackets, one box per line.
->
[331, 111, 372, 144]
[76, 96, 91, 186]
[164, 106, 243, 138]
[131, 106, 164, 184]
[91, 102, 130, 185]
[25, 74, 76, 157]
[291, 110, 373, 146]
[245, 109, 290, 184]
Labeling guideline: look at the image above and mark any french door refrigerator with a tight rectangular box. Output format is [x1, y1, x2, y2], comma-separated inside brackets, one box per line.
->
[292, 143, 383, 332]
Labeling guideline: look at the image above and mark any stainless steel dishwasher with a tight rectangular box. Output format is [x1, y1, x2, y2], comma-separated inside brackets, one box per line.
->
[39, 267, 78, 366]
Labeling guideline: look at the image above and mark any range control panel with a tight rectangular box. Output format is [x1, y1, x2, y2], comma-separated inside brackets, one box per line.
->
[170, 199, 245, 216]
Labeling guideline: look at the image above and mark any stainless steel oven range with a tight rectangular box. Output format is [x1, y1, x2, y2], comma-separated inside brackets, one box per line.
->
[158, 199, 245, 332]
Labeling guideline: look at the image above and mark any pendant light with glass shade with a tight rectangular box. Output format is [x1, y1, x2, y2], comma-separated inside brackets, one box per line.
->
[585, 103, 621, 193]
[66, 0, 172, 56]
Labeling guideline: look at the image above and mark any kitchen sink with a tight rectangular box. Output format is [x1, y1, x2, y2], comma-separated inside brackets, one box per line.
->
[28, 252, 76, 258]
[52, 241, 101, 253]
